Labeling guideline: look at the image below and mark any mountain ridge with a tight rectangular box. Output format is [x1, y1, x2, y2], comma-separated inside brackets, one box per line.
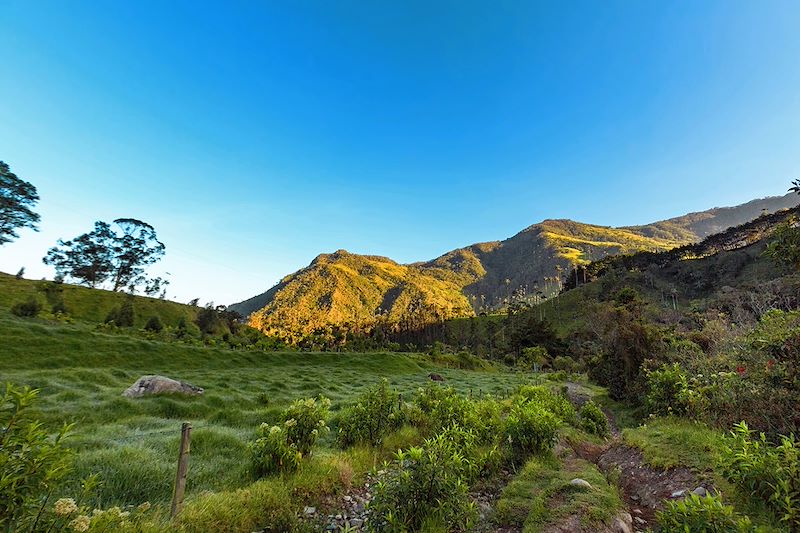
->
[231, 193, 799, 342]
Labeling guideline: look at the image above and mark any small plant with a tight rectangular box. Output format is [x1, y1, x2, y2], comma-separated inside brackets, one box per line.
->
[645, 363, 693, 416]
[369, 427, 479, 532]
[249, 395, 330, 477]
[518, 346, 548, 371]
[720, 422, 800, 529]
[516, 385, 577, 425]
[503, 401, 560, 459]
[411, 385, 500, 442]
[337, 379, 403, 447]
[144, 315, 163, 332]
[656, 493, 753, 532]
[11, 297, 42, 318]
[15, 267, 25, 279]
[579, 400, 610, 438]
[281, 396, 331, 456]
[249, 423, 302, 476]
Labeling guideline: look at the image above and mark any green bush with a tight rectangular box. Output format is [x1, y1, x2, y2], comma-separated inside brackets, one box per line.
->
[11, 297, 42, 318]
[516, 385, 577, 425]
[249, 423, 303, 477]
[503, 401, 560, 459]
[579, 400, 610, 438]
[720, 422, 800, 529]
[249, 396, 330, 477]
[281, 396, 331, 456]
[552, 355, 580, 373]
[645, 363, 694, 416]
[337, 379, 404, 447]
[144, 315, 163, 332]
[411, 385, 500, 443]
[518, 346, 548, 370]
[656, 493, 753, 532]
[0, 384, 74, 530]
[369, 427, 480, 532]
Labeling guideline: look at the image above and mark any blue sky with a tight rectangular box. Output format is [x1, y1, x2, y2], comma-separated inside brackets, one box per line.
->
[1, 1, 799, 304]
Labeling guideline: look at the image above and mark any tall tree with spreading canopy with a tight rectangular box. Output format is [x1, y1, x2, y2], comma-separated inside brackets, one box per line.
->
[43, 218, 166, 292]
[0, 161, 40, 245]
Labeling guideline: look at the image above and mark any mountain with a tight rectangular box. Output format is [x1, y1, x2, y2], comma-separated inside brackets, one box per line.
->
[231, 193, 799, 342]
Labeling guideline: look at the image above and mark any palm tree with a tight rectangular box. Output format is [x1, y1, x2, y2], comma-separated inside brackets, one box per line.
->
[790, 179, 800, 195]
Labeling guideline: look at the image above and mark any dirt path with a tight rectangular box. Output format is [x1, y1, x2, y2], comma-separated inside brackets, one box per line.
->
[565, 382, 712, 532]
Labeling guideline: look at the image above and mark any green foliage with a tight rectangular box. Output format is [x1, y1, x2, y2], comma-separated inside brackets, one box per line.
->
[552, 355, 580, 373]
[281, 396, 331, 456]
[657, 493, 753, 532]
[503, 401, 561, 459]
[516, 385, 577, 425]
[720, 422, 800, 529]
[249, 423, 303, 477]
[518, 345, 548, 370]
[11, 296, 42, 317]
[144, 316, 164, 333]
[105, 296, 135, 327]
[44, 218, 166, 292]
[764, 219, 800, 271]
[0, 384, 74, 531]
[0, 160, 40, 246]
[579, 400, 610, 438]
[336, 379, 403, 447]
[645, 363, 693, 416]
[369, 427, 480, 532]
[411, 385, 501, 443]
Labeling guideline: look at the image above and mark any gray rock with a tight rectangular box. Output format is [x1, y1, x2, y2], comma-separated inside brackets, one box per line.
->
[671, 489, 687, 498]
[569, 478, 593, 490]
[692, 486, 707, 497]
[349, 518, 364, 528]
[612, 512, 633, 533]
[122, 375, 203, 398]
[303, 506, 316, 516]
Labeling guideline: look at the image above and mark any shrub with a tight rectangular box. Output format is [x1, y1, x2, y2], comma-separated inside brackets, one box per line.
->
[645, 363, 693, 416]
[11, 297, 42, 318]
[369, 428, 479, 532]
[249, 423, 302, 476]
[337, 379, 403, 447]
[249, 396, 330, 477]
[518, 346, 548, 370]
[144, 315, 164, 332]
[411, 385, 500, 442]
[0, 384, 74, 530]
[281, 396, 331, 456]
[552, 355, 580, 373]
[720, 422, 800, 529]
[656, 493, 753, 532]
[516, 385, 577, 425]
[105, 298, 134, 327]
[579, 400, 610, 438]
[503, 402, 560, 459]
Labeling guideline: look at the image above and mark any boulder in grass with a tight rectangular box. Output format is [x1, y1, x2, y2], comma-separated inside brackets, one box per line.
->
[122, 375, 204, 398]
[428, 373, 445, 382]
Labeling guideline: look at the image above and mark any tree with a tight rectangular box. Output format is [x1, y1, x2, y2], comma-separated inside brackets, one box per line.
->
[789, 179, 800, 195]
[0, 161, 40, 245]
[43, 218, 165, 292]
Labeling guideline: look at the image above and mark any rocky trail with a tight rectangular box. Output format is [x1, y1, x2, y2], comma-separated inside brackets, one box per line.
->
[296, 383, 712, 532]
[564, 382, 713, 533]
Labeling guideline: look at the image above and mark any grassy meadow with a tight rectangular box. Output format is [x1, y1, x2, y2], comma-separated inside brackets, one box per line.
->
[0, 305, 539, 515]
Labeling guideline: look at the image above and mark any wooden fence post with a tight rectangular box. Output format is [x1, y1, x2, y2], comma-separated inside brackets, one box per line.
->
[171, 422, 192, 518]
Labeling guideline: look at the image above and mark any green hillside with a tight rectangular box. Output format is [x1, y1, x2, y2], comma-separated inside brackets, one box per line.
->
[232, 194, 799, 343]
[0, 272, 198, 328]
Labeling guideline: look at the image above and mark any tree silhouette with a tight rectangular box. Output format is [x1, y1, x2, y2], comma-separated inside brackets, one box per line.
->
[0, 161, 40, 245]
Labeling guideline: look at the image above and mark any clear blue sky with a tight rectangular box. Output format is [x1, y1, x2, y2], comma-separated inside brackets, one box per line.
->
[1, 1, 798, 304]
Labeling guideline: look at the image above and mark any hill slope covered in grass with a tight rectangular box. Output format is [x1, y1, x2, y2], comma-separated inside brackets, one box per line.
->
[232, 193, 799, 343]
[0, 272, 199, 328]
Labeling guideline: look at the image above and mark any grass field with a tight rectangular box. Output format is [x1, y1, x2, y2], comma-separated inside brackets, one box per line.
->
[0, 309, 539, 513]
